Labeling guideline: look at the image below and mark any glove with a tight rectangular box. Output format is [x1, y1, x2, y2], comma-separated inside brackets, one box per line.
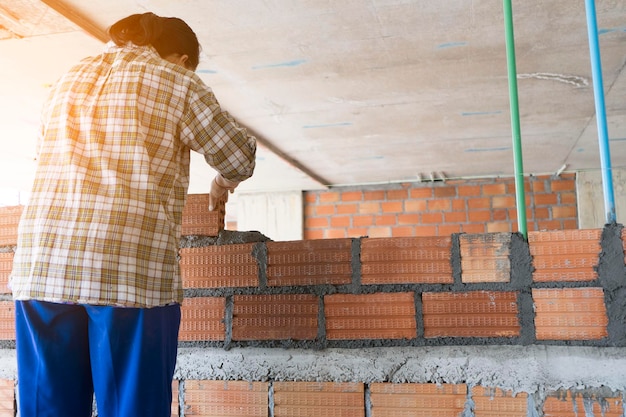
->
[208, 173, 240, 211]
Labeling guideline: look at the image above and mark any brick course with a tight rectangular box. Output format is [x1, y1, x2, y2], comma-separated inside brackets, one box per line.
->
[0, 188, 624, 416]
[304, 174, 577, 239]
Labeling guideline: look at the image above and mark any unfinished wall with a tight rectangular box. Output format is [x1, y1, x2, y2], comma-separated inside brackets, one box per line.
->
[0, 195, 626, 416]
[304, 173, 578, 239]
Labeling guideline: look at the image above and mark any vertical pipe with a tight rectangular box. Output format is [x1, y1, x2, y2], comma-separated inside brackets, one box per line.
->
[503, 0, 528, 239]
[585, 0, 617, 224]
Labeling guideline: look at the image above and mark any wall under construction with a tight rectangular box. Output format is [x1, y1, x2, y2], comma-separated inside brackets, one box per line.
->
[0, 199, 625, 416]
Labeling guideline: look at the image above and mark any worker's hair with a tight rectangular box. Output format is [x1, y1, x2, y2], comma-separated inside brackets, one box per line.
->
[108, 12, 200, 70]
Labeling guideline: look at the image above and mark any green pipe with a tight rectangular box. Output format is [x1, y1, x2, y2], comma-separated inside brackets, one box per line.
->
[503, 0, 528, 239]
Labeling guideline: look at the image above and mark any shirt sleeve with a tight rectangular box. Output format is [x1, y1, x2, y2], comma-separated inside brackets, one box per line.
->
[180, 79, 257, 183]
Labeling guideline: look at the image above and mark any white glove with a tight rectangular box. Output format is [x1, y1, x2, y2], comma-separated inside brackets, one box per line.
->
[208, 173, 239, 211]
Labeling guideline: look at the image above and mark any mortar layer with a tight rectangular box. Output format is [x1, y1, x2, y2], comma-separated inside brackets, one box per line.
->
[173, 345, 626, 394]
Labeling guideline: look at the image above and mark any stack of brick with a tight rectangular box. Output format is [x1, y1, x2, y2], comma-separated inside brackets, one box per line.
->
[0, 195, 625, 416]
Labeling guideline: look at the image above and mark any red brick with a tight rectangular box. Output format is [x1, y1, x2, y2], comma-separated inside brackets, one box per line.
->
[179, 297, 225, 341]
[460, 233, 511, 283]
[451, 199, 466, 211]
[531, 179, 546, 193]
[315, 204, 335, 215]
[552, 206, 577, 218]
[304, 205, 315, 217]
[0, 252, 12, 294]
[181, 194, 224, 236]
[410, 188, 433, 199]
[439, 224, 462, 235]
[468, 210, 491, 222]
[337, 204, 358, 214]
[421, 213, 442, 224]
[375, 215, 397, 226]
[398, 213, 419, 224]
[405, 200, 427, 212]
[472, 386, 527, 417]
[533, 207, 550, 220]
[330, 216, 351, 228]
[434, 187, 457, 198]
[486, 222, 512, 233]
[529, 229, 601, 282]
[353, 215, 374, 227]
[496, 207, 511, 219]
[462, 224, 486, 234]
[326, 229, 348, 239]
[428, 199, 451, 211]
[267, 238, 352, 286]
[370, 383, 466, 417]
[0, 379, 15, 417]
[184, 380, 268, 417]
[367, 227, 392, 238]
[305, 217, 329, 228]
[304, 230, 324, 240]
[0, 205, 22, 246]
[0, 302, 14, 341]
[171, 380, 179, 417]
[534, 193, 558, 206]
[179, 244, 258, 288]
[325, 292, 416, 340]
[550, 178, 576, 192]
[445, 211, 467, 223]
[492, 195, 516, 208]
[467, 197, 491, 209]
[422, 291, 520, 338]
[274, 382, 364, 417]
[533, 288, 608, 340]
[387, 189, 409, 200]
[391, 226, 415, 237]
[563, 219, 578, 229]
[361, 236, 453, 284]
[319, 192, 340, 203]
[543, 390, 623, 417]
[341, 191, 363, 202]
[364, 190, 386, 201]
[348, 228, 368, 237]
[560, 192, 577, 204]
[414, 226, 438, 236]
[304, 193, 317, 203]
[458, 185, 481, 197]
[381, 201, 402, 213]
[482, 183, 506, 195]
[232, 294, 318, 341]
[359, 202, 381, 214]
[536, 220, 563, 231]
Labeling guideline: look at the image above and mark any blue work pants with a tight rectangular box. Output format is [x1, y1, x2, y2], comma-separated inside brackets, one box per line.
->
[15, 300, 180, 417]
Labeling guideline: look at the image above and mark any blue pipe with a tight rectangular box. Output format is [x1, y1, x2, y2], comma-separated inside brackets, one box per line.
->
[585, 0, 616, 224]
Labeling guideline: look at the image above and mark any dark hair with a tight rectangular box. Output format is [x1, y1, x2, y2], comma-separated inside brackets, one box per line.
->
[108, 12, 200, 70]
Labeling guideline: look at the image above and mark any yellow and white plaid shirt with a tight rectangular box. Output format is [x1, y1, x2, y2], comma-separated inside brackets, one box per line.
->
[11, 42, 256, 307]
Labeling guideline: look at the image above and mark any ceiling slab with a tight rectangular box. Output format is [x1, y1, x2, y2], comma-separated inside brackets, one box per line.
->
[1, 0, 625, 202]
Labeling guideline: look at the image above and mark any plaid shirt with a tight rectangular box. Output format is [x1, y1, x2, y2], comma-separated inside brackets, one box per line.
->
[11, 42, 256, 307]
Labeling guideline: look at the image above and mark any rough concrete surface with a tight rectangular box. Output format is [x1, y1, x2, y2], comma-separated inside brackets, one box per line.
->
[173, 345, 626, 394]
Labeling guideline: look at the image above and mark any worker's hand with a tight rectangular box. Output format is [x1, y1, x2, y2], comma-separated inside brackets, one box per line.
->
[208, 173, 240, 211]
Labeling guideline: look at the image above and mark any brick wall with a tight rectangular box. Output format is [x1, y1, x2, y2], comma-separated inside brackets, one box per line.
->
[0, 193, 625, 416]
[304, 173, 578, 239]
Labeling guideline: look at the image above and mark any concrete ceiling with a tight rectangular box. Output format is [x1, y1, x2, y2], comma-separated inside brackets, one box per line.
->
[1, 0, 625, 202]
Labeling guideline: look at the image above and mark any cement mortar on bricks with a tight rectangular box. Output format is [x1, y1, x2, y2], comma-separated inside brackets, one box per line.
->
[172, 345, 626, 394]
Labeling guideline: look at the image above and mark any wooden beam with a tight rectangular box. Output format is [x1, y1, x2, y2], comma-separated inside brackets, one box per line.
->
[39, 0, 108, 43]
